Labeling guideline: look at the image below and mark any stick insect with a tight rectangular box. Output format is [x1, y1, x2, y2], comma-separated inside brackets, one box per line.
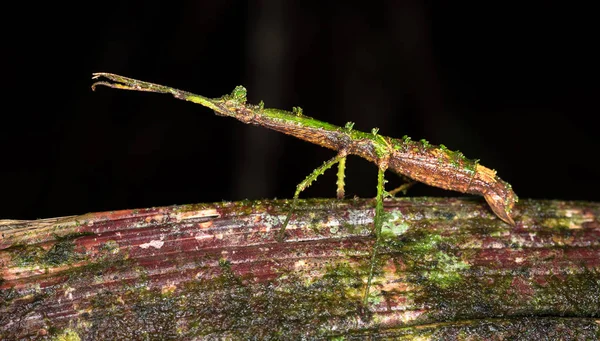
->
[91, 73, 518, 303]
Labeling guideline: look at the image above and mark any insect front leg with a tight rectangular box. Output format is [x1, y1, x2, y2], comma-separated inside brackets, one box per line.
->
[277, 151, 348, 242]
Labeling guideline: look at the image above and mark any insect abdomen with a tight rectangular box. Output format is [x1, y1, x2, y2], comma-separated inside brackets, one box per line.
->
[388, 139, 517, 225]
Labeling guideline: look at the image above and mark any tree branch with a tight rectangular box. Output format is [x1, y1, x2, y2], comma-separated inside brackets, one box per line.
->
[1, 198, 599, 339]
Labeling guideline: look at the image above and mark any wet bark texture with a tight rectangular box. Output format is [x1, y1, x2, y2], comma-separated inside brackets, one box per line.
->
[1, 198, 599, 340]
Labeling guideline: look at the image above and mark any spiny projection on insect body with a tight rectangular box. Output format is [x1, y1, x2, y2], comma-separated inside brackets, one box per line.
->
[91, 73, 518, 303]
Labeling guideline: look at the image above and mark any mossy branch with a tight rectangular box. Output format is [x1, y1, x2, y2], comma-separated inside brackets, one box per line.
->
[1, 198, 599, 339]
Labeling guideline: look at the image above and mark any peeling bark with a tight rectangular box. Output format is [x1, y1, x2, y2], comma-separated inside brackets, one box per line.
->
[1, 198, 599, 340]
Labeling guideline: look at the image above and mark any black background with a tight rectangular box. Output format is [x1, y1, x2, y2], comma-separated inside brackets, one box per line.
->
[1, 1, 598, 220]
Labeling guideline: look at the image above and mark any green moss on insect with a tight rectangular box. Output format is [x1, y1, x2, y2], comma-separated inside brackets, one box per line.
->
[227, 85, 247, 104]
[292, 106, 303, 116]
[371, 133, 391, 159]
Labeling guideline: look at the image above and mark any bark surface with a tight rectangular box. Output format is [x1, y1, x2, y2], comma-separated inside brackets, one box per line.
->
[1, 198, 599, 340]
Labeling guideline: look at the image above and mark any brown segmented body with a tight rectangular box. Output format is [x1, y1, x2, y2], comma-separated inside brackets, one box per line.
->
[387, 144, 517, 226]
[91, 73, 518, 226]
[247, 112, 517, 225]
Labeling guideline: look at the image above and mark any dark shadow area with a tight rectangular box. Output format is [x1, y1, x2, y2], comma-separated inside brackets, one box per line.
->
[1, 1, 597, 219]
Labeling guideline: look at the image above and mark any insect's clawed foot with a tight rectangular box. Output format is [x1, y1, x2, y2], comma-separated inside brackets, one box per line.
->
[276, 231, 287, 243]
[276, 221, 289, 243]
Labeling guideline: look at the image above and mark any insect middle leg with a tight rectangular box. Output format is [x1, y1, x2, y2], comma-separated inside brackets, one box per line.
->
[336, 155, 347, 199]
[363, 164, 388, 305]
[277, 151, 348, 242]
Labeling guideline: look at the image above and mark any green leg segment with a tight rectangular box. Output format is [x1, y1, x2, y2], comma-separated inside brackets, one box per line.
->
[336, 156, 347, 199]
[363, 165, 387, 305]
[277, 152, 348, 242]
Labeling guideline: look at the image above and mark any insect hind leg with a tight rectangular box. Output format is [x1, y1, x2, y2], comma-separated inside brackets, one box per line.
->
[277, 151, 347, 242]
[388, 179, 416, 197]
